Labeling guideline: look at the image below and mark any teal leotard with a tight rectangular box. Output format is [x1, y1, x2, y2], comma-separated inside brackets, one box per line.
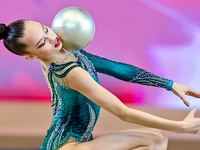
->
[41, 50, 173, 150]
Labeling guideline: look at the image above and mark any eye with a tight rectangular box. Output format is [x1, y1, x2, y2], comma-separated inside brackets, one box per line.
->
[45, 27, 48, 33]
[38, 40, 46, 48]
[38, 27, 48, 48]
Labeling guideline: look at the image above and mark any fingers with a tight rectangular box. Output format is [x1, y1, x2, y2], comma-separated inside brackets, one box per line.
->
[186, 87, 200, 98]
[184, 100, 190, 107]
[188, 106, 197, 118]
[181, 96, 190, 107]
[171, 83, 200, 107]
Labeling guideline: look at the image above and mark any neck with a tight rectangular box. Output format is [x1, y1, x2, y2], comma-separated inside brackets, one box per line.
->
[40, 48, 76, 71]
[40, 48, 68, 70]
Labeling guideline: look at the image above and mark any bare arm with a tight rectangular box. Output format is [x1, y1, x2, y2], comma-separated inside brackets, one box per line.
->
[66, 67, 200, 134]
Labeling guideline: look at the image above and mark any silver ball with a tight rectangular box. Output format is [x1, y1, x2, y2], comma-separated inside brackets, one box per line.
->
[51, 7, 95, 51]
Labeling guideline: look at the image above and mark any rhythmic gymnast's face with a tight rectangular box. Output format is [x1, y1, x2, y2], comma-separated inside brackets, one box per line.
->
[21, 20, 62, 60]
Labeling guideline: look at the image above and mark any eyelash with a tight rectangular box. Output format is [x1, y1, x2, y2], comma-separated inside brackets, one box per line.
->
[45, 27, 48, 33]
[38, 27, 48, 48]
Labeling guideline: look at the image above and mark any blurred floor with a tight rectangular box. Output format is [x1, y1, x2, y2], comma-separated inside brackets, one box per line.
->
[0, 102, 200, 150]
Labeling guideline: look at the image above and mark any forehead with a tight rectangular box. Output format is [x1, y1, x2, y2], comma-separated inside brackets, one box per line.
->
[20, 21, 43, 46]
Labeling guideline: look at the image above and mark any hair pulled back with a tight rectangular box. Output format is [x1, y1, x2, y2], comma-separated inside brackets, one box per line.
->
[0, 24, 8, 39]
[0, 20, 28, 56]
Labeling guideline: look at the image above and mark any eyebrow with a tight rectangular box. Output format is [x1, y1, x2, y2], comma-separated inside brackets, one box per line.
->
[36, 24, 44, 48]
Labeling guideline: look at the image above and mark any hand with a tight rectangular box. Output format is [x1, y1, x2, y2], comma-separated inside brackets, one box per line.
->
[171, 82, 200, 107]
[181, 107, 200, 134]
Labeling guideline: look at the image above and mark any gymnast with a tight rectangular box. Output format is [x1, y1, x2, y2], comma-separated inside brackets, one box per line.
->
[0, 19, 200, 150]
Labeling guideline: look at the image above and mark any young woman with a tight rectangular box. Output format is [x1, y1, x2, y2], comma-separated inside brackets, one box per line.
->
[0, 20, 200, 150]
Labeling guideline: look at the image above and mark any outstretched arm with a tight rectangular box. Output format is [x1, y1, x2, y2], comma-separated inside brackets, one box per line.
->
[80, 49, 173, 91]
[66, 67, 200, 134]
[80, 49, 200, 106]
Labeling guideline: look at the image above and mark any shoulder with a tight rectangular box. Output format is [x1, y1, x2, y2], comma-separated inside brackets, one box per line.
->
[66, 65, 128, 118]
[66, 66, 97, 90]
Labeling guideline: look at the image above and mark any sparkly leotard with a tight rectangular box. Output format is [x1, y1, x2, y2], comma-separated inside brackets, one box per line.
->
[41, 49, 173, 150]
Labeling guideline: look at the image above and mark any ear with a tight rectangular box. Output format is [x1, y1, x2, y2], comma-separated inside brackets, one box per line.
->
[23, 54, 37, 60]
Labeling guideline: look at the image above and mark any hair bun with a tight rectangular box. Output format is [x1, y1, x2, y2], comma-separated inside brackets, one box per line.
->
[0, 24, 8, 40]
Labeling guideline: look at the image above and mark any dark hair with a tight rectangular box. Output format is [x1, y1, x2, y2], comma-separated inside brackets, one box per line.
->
[0, 20, 28, 56]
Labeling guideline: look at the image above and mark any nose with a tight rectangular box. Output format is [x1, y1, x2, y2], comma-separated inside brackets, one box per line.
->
[45, 35, 55, 44]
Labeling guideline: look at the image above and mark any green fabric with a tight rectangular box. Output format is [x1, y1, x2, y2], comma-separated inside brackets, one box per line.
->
[80, 49, 173, 91]
[41, 50, 100, 150]
[41, 49, 173, 150]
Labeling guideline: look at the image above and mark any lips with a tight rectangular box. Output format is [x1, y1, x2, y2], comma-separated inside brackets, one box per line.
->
[55, 37, 61, 48]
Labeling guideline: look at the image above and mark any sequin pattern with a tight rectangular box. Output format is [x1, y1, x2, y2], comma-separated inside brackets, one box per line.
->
[129, 68, 173, 91]
[79, 49, 174, 91]
[41, 50, 100, 150]
[41, 49, 174, 150]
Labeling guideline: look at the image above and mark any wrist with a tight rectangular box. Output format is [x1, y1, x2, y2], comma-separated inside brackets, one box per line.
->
[173, 121, 185, 133]
[167, 80, 174, 91]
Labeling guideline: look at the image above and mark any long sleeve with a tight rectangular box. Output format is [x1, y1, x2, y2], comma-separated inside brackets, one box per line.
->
[79, 49, 173, 91]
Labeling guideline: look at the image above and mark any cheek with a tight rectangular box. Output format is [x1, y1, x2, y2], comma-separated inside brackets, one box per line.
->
[43, 47, 53, 54]
[40, 42, 58, 55]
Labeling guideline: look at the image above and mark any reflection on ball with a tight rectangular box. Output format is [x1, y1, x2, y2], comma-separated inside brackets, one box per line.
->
[51, 7, 95, 51]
